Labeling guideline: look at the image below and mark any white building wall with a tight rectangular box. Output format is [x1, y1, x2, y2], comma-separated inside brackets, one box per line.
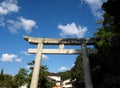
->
[18, 84, 28, 88]
[47, 76, 61, 81]
[62, 79, 72, 88]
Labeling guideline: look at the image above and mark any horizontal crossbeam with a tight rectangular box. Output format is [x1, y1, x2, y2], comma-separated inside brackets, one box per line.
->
[28, 48, 97, 54]
[24, 36, 95, 45]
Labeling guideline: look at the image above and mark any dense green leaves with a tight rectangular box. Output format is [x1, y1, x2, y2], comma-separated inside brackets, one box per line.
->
[38, 65, 50, 88]
[0, 62, 51, 88]
[13, 68, 29, 87]
[27, 60, 52, 88]
[92, 0, 120, 88]
[71, 55, 85, 87]
[0, 68, 29, 88]
[0, 70, 13, 87]
[57, 70, 71, 81]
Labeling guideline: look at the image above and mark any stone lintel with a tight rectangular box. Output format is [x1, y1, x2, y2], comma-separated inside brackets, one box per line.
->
[28, 48, 97, 54]
[23, 36, 95, 45]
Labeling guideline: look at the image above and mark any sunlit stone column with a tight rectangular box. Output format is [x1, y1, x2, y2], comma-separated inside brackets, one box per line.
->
[59, 44, 64, 50]
[30, 42, 43, 88]
[81, 40, 93, 88]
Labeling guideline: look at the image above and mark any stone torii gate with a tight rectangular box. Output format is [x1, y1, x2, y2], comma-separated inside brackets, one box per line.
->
[24, 36, 96, 88]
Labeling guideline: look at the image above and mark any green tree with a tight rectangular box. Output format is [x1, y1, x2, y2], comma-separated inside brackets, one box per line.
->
[0, 68, 4, 74]
[28, 60, 51, 88]
[71, 55, 85, 88]
[0, 74, 13, 87]
[13, 68, 29, 87]
[27, 60, 34, 86]
[38, 65, 50, 88]
[57, 70, 71, 81]
[0, 69, 4, 82]
[92, 0, 120, 87]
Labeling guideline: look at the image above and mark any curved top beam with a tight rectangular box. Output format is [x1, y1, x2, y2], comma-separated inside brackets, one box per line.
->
[23, 35, 95, 45]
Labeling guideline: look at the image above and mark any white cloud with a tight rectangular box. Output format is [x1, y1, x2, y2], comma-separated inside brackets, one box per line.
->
[0, 53, 17, 62]
[7, 17, 37, 33]
[58, 22, 87, 38]
[0, 15, 5, 27]
[0, 22, 5, 27]
[0, 6, 8, 15]
[58, 66, 68, 71]
[20, 51, 31, 56]
[0, 0, 19, 15]
[0, 0, 37, 34]
[21, 51, 49, 60]
[7, 19, 21, 33]
[15, 58, 22, 62]
[81, 0, 106, 18]
[25, 65, 31, 69]
[19, 17, 36, 32]
[0, 53, 22, 62]
[42, 54, 49, 60]
[72, 64, 75, 67]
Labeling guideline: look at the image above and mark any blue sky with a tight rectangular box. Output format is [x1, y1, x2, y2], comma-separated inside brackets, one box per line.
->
[0, 0, 106, 75]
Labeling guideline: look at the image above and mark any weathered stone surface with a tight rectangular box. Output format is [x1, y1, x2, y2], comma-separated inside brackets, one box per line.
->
[24, 35, 95, 88]
[28, 48, 97, 54]
[24, 36, 95, 45]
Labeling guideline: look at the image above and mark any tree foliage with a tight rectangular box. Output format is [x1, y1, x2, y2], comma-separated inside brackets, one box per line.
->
[57, 70, 71, 81]
[71, 55, 85, 87]
[27, 60, 51, 88]
[91, 0, 120, 87]
[12, 68, 29, 87]
[38, 65, 51, 88]
[0, 62, 52, 88]
[0, 73, 13, 87]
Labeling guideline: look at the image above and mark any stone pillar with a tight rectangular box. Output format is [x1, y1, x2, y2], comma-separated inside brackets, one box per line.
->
[30, 43, 43, 88]
[81, 40, 93, 88]
[59, 44, 64, 50]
